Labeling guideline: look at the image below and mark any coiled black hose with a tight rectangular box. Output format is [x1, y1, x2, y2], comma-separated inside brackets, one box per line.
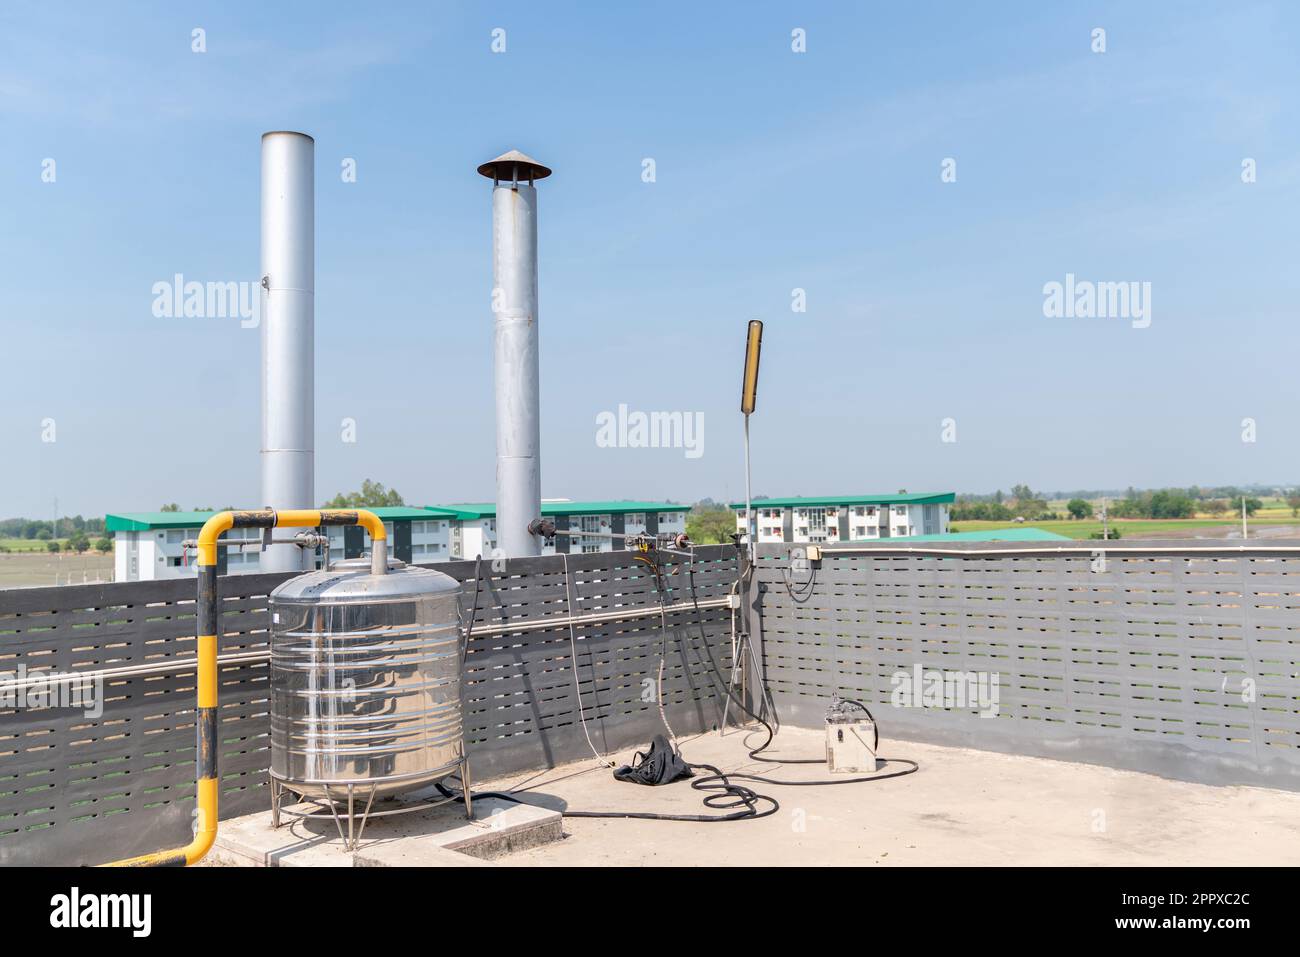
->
[439, 554, 917, 822]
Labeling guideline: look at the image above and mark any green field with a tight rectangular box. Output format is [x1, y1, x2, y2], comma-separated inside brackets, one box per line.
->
[0, 537, 112, 554]
[0, 550, 114, 588]
[0, 537, 70, 553]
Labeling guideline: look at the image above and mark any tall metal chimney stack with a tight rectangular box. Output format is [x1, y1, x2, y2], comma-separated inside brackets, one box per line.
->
[477, 150, 551, 558]
[260, 131, 315, 572]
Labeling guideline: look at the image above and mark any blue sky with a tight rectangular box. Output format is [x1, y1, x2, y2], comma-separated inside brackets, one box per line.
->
[2, 1, 1298, 518]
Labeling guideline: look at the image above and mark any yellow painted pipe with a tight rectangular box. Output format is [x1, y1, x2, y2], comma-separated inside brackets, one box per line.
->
[104, 508, 385, 867]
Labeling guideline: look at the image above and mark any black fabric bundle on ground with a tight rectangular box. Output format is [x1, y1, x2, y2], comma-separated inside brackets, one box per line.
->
[613, 735, 694, 786]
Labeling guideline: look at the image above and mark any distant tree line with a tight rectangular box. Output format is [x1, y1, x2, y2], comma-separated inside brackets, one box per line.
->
[0, 515, 107, 540]
[323, 479, 405, 508]
[688, 503, 736, 544]
[0, 515, 112, 555]
[956, 485, 1275, 522]
[952, 485, 1057, 522]
[1107, 487, 1263, 519]
[1107, 489, 1198, 519]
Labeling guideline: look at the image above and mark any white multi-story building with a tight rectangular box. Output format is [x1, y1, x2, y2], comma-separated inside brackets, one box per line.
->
[107, 501, 692, 580]
[440, 501, 689, 557]
[732, 493, 953, 545]
[106, 507, 463, 581]
[107, 511, 263, 581]
[321, 508, 460, 565]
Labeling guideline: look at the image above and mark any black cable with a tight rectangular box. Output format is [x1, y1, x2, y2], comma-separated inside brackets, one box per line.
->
[782, 561, 817, 603]
[437, 770, 779, 823]
[435, 549, 781, 823]
[839, 697, 879, 752]
[682, 563, 918, 784]
[443, 551, 918, 825]
[460, 555, 483, 668]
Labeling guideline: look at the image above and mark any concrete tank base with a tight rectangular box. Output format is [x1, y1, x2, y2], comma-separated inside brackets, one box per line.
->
[208, 793, 562, 867]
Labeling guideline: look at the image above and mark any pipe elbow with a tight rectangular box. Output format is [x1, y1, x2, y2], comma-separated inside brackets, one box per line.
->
[184, 825, 218, 866]
[355, 508, 386, 542]
[197, 512, 235, 566]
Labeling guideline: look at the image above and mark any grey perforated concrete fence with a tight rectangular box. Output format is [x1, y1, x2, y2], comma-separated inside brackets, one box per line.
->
[0, 545, 739, 866]
[751, 540, 1300, 790]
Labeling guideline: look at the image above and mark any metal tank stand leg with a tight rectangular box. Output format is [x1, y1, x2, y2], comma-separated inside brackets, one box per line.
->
[319, 785, 351, 849]
[352, 784, 378, 848]
[270, 774, 281, 829]
[347, 785, 355, 850]
[318, 783, 380, 852]
[460, 757, 474, 821]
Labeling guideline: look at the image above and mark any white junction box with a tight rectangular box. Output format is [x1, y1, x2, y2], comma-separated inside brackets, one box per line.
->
[824, 698, 877, 773]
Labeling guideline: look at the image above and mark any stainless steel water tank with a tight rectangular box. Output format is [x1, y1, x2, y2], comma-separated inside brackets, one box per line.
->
[268, 557, 464, 800]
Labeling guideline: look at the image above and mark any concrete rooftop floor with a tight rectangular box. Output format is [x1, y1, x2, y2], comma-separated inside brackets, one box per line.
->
[477, 725, 1300, 866]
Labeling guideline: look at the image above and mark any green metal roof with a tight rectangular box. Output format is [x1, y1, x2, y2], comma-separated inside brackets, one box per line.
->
[105, 506, 460, 532]
[730, 492, 955, 510]
[367, 507, 462, 522]
[106, 511, 220, 532]
[436, 501, 690, 520]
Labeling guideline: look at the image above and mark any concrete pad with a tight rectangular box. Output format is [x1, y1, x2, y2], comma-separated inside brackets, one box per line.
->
[209, 726, 1300, 867]
[475, 726, 1300, 867]
[212, 794, 562, 867]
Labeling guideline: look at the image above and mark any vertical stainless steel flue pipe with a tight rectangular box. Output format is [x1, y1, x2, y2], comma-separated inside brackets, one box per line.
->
[477, 150, 551, 558]
[260, 131, 316, 572]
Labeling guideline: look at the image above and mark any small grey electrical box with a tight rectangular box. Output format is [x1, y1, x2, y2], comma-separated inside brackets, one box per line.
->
[825, 700, 877, 773]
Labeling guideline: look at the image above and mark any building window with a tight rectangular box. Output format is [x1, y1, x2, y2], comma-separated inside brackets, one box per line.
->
[806, 508, 827, 531]
[894, 506, 906, 516]
[923, 504, 940, 534]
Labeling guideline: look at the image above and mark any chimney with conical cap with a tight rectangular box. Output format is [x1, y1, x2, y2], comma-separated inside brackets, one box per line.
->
[477, 150, 551, 558]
